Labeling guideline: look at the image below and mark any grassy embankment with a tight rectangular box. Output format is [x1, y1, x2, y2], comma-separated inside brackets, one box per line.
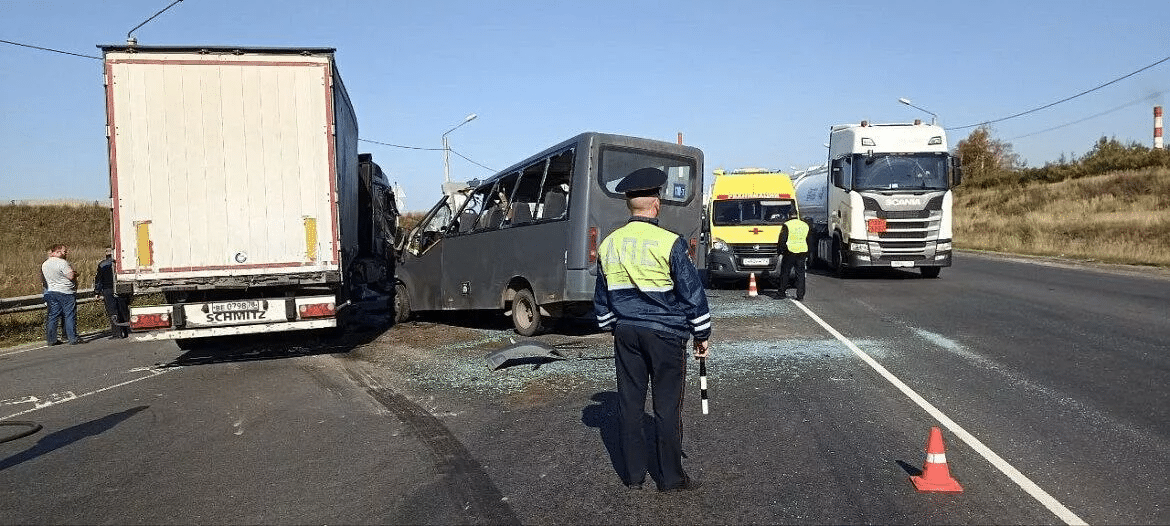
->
[2, 170, 1167, 347]
[953, 166, 1170, 267]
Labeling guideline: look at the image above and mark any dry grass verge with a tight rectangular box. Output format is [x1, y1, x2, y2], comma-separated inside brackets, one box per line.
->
[954, 167, 1170, 268]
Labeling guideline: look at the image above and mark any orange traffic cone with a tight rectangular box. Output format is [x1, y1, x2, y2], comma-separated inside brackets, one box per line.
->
[745, 272, 759, 298]
[910, 426, 963, 493]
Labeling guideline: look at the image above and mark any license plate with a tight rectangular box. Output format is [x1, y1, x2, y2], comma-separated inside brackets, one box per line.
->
[211, 300, 261, 313]
[741, 257, 771, 267]
[184, 300, 285, 327]
[891, 261, 914, 267]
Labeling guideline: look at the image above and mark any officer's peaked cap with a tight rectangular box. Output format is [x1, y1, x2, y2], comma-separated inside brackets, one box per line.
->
[615, 167, 667, 198]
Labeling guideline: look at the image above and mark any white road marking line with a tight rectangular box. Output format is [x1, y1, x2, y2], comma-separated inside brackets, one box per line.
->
[792, 300, 1088, 526]
[0, 367, 171, 421]
[0, 344, 56, 357]
[1, 396, 41, 406]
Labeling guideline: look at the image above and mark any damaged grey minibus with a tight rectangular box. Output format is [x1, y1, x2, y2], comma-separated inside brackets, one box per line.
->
[394, 132, 704, 335]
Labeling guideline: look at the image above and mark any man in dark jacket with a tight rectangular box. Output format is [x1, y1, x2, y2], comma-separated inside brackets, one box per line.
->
[94, 248, 130, 338]
[594, 167, 711, 492]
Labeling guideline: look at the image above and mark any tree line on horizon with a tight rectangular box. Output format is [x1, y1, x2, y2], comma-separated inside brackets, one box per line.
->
[954, 126, 1170, 189]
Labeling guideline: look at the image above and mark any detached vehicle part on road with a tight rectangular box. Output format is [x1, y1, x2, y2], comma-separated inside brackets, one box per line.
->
[394, 132, 704, 336]
[795, 120, 961, 278]
[100, 45, 398, 344]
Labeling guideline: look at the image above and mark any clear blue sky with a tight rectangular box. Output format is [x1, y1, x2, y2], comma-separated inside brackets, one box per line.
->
[2, 0, 1167, 211]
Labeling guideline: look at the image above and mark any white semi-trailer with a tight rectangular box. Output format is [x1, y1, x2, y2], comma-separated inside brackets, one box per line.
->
[100, 45, 398, 345]
[795, 120, 962, 278]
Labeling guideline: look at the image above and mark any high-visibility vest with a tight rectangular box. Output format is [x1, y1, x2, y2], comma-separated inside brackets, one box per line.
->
[598, 220, 678, 293]
[783, 218, 809, 254]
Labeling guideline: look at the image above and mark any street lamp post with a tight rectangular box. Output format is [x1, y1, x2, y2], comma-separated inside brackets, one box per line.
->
[898, 97, 937, 125]
[442, 113, 478, 184]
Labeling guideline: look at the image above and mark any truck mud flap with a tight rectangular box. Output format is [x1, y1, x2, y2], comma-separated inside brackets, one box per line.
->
[484, 339, 568, 370]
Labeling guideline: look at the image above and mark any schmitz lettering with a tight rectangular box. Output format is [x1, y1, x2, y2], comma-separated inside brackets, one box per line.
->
[206, 311, 267, 323]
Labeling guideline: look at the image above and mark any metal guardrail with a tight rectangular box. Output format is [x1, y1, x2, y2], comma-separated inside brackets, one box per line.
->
[0, 289, 99, 315]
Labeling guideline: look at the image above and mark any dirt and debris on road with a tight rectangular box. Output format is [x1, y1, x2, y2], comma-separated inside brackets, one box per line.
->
[345, 289, 853, 406]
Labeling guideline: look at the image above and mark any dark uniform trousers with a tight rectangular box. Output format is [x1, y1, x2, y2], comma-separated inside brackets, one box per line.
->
[779, 253, 807, 299]
[101, 289, 130, 337]
[614, 324, 687, 488]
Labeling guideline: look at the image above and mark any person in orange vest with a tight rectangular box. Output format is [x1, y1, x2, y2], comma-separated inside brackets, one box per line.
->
[776, 210, 809, 301]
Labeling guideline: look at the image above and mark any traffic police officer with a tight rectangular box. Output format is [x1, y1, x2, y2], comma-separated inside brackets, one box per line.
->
[593, 167, 711, 492]
[94, 248, 130, 338]
[776, 210, 810, 300]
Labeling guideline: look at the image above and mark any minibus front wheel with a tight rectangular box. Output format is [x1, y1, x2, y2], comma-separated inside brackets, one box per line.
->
[511, 288, 544, 336]
[393, 282, 411, 324]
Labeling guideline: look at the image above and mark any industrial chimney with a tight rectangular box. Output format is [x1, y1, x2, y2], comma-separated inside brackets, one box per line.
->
[1156, 106, 1164, 149]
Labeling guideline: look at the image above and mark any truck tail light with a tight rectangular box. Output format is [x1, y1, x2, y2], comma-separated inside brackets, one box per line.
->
[298, 302, 335, 319]
[867, 218, 887, 233]
[588, 227, 599, 263]
[129, 312, 171, 330]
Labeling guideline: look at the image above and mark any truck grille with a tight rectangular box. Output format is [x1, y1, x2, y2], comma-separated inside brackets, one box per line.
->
[862, 196, 944, 258]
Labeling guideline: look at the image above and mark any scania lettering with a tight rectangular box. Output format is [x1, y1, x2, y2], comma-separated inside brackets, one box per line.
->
[794, 120, 961, 278]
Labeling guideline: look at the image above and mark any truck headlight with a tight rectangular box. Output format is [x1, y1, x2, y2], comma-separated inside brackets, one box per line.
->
[850, 242, 869, 254]
[711, 238, 730, 252]
[937, 241, 952, 251]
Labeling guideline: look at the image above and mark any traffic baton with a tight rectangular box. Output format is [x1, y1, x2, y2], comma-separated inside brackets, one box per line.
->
[699, 358, 709, 415]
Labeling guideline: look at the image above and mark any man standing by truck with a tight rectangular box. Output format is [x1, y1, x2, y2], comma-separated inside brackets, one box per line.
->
[94, 248, 130, 339]
[42, 244, 80, 345]
[594, 167, 711, 492]
[776, 211, 809, 301]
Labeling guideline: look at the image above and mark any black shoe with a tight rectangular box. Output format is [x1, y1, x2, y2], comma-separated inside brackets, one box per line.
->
[658, 477, 701, 492]
[70, 339, 85, 345]
[626, 482, 645, 491]
[48, 340, 62, 346]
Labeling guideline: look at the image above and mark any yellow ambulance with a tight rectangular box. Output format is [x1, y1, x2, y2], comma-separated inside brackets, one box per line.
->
[705, 168, 800, 285]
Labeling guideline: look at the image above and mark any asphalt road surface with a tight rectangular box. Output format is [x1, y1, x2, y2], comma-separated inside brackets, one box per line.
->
[2, 251, 1168, 525]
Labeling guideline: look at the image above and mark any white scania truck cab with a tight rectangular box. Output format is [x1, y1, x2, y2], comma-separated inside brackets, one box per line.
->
[795, 120, 962, 278]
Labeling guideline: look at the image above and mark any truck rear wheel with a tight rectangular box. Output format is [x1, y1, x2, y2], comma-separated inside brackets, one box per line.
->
[393, 282, 411, 324]
[511, 288, 544, 336]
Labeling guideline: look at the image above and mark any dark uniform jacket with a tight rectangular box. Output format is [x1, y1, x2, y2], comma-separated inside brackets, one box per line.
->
[94, 257, 115, 292]
[593, 217, 711, 341]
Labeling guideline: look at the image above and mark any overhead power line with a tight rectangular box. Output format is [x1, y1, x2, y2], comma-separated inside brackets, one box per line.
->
[0, 39, 100, 60]
[358, 138, 443, 151]
[948, 54, 1170, 131]
[448, 148, 495, 172]
[358, 139, 495, 173]
[1010, 92, 1163, 141]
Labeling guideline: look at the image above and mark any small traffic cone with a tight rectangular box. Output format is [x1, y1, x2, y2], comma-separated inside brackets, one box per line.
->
[910, 426, 963, 493]
[745, 272, 759, 298]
